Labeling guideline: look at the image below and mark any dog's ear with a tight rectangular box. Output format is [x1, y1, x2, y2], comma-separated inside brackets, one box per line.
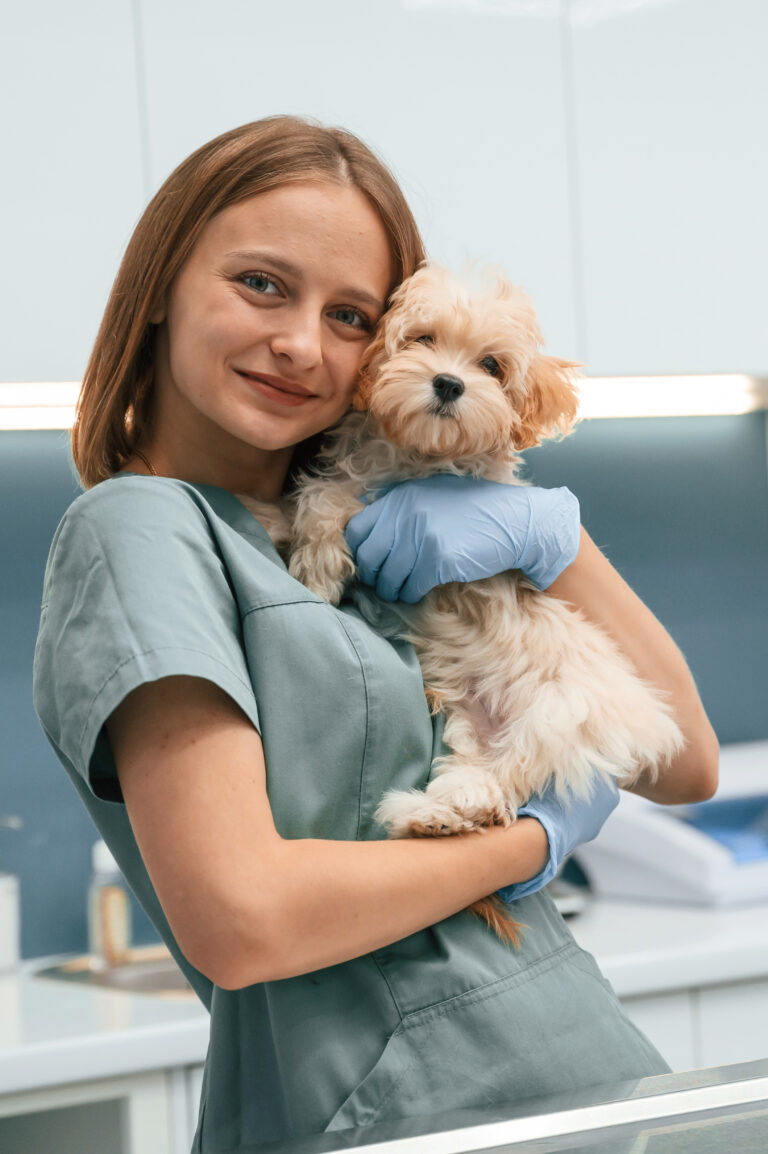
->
[516, 355, 582, 448]
[352, 322, 387, 411]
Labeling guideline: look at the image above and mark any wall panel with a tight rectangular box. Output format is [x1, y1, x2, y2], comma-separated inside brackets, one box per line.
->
[0, 1, 145, 381]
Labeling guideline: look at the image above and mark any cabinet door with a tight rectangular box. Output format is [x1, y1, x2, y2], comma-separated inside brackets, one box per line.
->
[620, 990, 698, 1072]
[570, 0, 768, 374]
[185, 1064, 205, 1150]
[0, 0, 145, 381]
[698, 979, 768, 1068]
[0, 1071, 172, 1154]
[138, 0, 578, 355]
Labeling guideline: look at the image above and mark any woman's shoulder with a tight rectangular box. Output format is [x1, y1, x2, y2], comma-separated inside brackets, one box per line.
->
[65, 474, 213, 531]
[44, 475, 225, 600]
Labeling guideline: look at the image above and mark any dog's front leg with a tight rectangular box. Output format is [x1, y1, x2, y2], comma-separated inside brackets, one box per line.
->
[289, 479, 364, 605]
[374, 765, 512, 839]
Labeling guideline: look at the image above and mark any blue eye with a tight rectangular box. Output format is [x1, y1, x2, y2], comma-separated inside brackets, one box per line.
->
[332, 307, 370, 330]
[242, 273, 279, 295]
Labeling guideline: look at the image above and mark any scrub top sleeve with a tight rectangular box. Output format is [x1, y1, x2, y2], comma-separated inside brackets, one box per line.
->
[33, 478, 260, 803]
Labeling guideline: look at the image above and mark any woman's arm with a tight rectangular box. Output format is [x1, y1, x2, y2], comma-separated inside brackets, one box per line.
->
[107, 676, 548, 990]
[546, 527, 719, 804]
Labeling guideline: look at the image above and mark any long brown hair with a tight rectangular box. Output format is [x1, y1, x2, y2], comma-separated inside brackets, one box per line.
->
[71, 115, 426, 489]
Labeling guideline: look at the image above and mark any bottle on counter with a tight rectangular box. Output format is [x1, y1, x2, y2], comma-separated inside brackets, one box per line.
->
[87, 839, 132, 969]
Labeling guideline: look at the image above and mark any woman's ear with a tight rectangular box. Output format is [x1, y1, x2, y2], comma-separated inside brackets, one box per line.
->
[516, 355, 582, 449]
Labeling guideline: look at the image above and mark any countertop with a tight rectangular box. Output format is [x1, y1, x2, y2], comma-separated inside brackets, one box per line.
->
[3, 894, 768, 1097]
[0, 954, 209, 1096]
[569, 895, 768, 998]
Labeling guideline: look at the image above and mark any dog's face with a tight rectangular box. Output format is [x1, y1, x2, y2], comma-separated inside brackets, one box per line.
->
[354, 264, 581, 459]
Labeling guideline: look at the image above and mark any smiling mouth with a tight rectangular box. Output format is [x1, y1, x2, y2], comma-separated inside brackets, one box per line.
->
[237, 370, 315, 397]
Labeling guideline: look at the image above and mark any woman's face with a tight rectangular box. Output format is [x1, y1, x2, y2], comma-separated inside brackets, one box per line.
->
[147, 180, 394, 498]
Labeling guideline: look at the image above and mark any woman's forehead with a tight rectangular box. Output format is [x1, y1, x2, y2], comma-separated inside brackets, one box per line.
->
[193, 183, 394, 294]
[205, 182, 383, 247]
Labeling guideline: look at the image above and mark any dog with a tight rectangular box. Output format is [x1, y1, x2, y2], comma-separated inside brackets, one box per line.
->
[239, 263, 685, 945]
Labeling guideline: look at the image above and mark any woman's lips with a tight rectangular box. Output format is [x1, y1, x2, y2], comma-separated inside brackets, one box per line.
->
[237, 370, 316, 407]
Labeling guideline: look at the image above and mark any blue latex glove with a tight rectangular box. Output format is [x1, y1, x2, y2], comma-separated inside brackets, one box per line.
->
[497, 775, 620, 903]
[344, 473, 580, 603]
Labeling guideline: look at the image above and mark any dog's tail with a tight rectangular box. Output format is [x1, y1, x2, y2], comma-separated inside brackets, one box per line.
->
[469, 896, 527, 948]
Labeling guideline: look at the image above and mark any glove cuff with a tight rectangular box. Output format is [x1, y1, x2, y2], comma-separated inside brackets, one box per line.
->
[496, 812, 560, 903]
[523, 489, 581, 590]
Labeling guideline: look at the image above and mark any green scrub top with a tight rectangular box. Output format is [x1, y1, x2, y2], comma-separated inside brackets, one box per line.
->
[33, 474, 670, 1153]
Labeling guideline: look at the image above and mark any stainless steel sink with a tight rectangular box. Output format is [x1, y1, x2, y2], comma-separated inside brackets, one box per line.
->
[33, 945, 195, 997]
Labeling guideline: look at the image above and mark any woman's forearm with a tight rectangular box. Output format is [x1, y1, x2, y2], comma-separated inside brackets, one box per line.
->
[546, 527, 719, 804]
[111, 676, 548, 992]
[226, 819, 548, 987]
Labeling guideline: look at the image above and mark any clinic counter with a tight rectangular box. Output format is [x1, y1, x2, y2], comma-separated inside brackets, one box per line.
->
[3, 895, 768, 1096]
[569, 894, 768, 998]
[0, 957, 209, 1096]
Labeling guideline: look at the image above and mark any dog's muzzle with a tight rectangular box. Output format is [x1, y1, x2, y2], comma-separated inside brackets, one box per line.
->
[432, 373, 464, 409]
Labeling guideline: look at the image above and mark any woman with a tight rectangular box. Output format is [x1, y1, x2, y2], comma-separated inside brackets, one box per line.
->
[33, 116, 718, 1152]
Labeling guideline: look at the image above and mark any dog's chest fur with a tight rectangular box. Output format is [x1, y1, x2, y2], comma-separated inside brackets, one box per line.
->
[242, 408, 683, 839]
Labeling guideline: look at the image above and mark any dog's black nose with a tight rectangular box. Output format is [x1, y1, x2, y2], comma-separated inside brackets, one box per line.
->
[432, 374, 464, 403]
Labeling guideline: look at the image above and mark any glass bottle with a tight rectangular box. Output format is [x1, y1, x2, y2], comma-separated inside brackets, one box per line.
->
[87, 839, 132, 968]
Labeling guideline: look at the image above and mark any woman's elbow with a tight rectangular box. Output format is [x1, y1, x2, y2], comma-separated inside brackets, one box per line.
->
[195, 939, 281, 991]
[212, 936, 302, 989]
[675, 729, 720, 803]
[200, 948, 269, 991]
[689, 745, 720, 802]
[181, 899, 282, 990]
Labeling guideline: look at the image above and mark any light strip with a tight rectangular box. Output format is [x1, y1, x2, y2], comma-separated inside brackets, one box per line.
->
[578, 374, 768, 419]
[1, 376, 768, 429]
[0, 382, 81, 430]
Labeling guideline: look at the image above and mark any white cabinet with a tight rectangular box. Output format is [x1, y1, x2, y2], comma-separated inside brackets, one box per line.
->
[620, 989, 698, 1073]
[4, 1, 767, 386]
[0, 1070, 173, 1154]
[185, 1064, 205, 1149]
[570, 0, 768, 375]
[620, 978, 768, 1074]
[0, 1063, 205, 1154]
[698, 979, 768, 1068]
[136, 0, 578, 355]
[571, 896, 768, 1074]
[0, 0, 145, 381]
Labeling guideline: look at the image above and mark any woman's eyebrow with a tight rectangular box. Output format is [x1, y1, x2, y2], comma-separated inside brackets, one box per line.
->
[225, 249, 385, 313]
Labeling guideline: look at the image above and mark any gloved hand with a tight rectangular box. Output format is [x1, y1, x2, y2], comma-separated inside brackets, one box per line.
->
[344, 473, 580, 603]
[496, 775, 620, 904]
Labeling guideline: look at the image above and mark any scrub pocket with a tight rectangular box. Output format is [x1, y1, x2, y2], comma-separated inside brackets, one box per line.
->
[325, 941, 670, 1132]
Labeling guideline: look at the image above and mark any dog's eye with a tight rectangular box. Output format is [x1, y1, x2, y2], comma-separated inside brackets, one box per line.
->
[414, 334, 435, 346]
[480, 354, 502, 378]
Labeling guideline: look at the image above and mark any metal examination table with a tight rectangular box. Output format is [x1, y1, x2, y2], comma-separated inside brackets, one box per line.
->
[262, 1058, 768, 1153]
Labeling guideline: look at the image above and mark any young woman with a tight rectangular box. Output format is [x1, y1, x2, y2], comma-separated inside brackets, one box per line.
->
[33, 116, 718, 1152]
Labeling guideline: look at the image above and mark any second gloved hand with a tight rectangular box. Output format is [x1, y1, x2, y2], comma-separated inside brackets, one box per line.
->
[343, 473, 580, 603]
[496, 774, 620, 904]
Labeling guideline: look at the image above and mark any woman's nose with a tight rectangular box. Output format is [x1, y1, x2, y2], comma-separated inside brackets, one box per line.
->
[269, 309, 323, 369]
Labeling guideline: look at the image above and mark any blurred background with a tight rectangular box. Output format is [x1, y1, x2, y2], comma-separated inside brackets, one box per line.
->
[1, 0, 767, 976]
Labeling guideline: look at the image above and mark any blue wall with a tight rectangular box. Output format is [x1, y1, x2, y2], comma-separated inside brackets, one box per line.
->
[3, 415, 768, 959]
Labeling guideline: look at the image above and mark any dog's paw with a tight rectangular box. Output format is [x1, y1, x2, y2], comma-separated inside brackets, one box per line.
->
[374, 789, 477, 837]
[375, 772, 512, 839]
[425, 769, 512, 830]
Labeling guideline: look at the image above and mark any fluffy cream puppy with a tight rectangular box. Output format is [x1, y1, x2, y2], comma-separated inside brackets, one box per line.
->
[243, 263, 684, 943]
